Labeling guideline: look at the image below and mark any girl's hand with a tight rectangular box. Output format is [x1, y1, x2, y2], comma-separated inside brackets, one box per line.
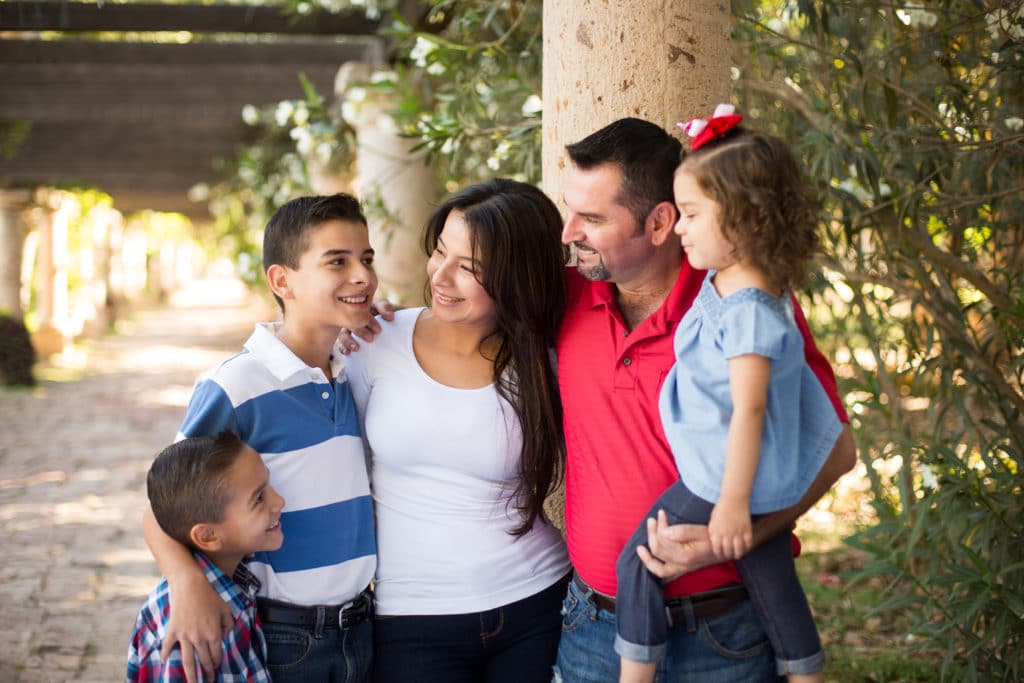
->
[708, 502, 753, 560]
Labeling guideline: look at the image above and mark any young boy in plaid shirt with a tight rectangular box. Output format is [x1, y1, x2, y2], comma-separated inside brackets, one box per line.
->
[127, 432, 285, 682]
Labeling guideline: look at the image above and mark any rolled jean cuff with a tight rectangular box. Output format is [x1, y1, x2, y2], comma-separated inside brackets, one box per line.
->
[613, 635, 667, 664]
[777, 649, 825, 676]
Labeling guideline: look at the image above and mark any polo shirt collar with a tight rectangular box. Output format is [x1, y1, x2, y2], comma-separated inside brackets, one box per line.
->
[244, 322, 314, 382]
[588, 261, 698, 336]
[245, 322, 346, 382]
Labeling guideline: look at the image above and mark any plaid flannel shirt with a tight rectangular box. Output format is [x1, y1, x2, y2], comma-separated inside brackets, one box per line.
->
[127, 553, 269, 683]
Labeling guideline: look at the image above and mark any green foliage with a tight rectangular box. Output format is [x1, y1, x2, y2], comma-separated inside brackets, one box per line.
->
[380, 0, 544, 187]
[0, 314, 36, 387]
[732, 0, 1024, 678]
[202, 74, 355, 283]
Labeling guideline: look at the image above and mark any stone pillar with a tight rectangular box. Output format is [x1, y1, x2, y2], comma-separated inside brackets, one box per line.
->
[540, 1, 732, 531]
[336, 62, 436, 306]
[0, 189, 32, 320]
[541, 0, 732, 198]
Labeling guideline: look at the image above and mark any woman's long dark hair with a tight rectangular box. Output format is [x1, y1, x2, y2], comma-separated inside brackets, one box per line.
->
[423, 179, 568, 537]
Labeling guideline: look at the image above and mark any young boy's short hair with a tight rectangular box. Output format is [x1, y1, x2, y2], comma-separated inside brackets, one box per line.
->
[261, 193, 369, 312]
[147, 431, 246, 549]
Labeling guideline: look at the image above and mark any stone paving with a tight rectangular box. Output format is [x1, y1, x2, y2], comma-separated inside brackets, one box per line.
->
[0, 281, 272, 682]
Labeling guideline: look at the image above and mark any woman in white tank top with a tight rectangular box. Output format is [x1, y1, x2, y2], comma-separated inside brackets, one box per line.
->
[345, 179, 572, 683]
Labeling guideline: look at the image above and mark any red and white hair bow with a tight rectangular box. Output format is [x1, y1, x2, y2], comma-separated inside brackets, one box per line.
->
[676, 104, 743, 150]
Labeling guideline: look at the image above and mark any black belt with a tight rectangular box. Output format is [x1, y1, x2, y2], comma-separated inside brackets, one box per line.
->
[571, 572, 747, 625]
[257, 591, 371, 630]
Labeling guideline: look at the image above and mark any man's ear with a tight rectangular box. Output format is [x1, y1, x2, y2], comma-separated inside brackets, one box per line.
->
[189, 523, 223, 553]
[646, 201, 678, 247]
[266, 264, 293, 302]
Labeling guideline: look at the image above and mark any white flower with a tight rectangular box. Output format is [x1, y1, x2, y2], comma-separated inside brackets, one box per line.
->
[241, 104, 260, 126]
[486, 156, 501, 171]
[275, 101, 295, 127]
[1005, 116, 1024, 132]
[410, 36, 436, 67]
[916, 463, 939, 490]
[426, 62, 447, 76]
[440, 138, 454, 155]
[521, 94, 543, 117]
[293, 104, 310, 126]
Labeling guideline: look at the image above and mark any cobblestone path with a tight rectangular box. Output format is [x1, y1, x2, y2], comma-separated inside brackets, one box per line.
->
[0, 284, 270, 682]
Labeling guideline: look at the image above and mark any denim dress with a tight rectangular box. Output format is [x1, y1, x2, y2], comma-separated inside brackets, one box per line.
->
[659, 272, 842, 513]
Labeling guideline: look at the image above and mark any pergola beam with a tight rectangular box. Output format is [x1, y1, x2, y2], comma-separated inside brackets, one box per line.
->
[0, 1, 379, 35]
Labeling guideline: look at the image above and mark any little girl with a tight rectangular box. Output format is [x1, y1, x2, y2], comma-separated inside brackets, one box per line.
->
[614, 105, 843, 683]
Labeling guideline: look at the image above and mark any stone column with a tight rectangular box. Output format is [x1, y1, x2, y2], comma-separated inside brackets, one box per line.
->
[540, 1, 732, 530]
[541, 0, 732, 198]
[0, 189, 32, 320]
[336, 63, 436, 306]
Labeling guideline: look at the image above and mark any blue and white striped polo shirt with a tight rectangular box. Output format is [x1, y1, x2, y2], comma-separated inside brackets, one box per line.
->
[177, 322, 375, 606]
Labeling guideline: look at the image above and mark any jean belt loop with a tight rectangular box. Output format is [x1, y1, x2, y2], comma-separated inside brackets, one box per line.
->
[313, 605, 326, 639]
[683, 598, 697, 633]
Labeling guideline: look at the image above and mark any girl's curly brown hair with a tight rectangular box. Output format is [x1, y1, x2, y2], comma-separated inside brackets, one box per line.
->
[678, 128, 820, 293]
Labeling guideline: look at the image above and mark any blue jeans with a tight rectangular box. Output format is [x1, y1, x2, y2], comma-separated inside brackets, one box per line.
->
[554, 571, 782, 683]
[373, 574, 570, 683]
[614, 480, 824, 675]
[261, 604, 373, 682]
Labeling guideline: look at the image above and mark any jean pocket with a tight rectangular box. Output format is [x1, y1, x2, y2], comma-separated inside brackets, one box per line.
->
[699, 601, 771, 659]
[560, 590, 590, 633]
[262, 623, 313, 670]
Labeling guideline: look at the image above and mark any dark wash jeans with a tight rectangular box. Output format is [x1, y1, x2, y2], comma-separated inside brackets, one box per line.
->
[373, 573, 571, 683]
[261, 605, 373, 682]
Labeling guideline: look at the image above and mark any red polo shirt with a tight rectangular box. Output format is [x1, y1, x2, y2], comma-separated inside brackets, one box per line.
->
[556, 263, 846, 598]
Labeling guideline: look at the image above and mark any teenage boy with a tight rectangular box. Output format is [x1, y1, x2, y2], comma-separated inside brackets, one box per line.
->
[128, 432, 284, 682]
[142, 193, 379, 683]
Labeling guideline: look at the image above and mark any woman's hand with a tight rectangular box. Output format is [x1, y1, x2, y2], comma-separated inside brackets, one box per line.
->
[337, 299, 398, 354]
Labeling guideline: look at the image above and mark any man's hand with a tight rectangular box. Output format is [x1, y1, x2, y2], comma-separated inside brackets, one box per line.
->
[708, 501, 753, 560]
[338, 298, 398, 354]
[160, 571, 233, 683]
[636, 510, 717, 582]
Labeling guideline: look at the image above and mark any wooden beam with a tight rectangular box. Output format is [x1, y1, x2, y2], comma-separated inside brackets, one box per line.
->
[0, 38, 377, 66]
[0, 40, 370, 121]
[0, 1, 380, 35]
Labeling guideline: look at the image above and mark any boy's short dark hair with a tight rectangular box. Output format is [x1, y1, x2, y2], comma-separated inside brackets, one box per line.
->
[261, 193, 368, 312]
[566, 118, 682, 227]
[147, 432, 247, 550]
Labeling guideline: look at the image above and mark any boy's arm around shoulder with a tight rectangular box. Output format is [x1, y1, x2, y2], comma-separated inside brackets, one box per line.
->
[142, 378, 239, 683]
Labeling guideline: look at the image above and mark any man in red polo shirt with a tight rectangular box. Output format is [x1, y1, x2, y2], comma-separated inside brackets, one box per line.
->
[551, 118, 856, 682]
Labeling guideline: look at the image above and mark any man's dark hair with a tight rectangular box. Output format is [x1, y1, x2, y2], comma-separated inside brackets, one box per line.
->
[261, 193, 368, 312]
[565, 118, 683, 227]
[147, 432, 247, 549]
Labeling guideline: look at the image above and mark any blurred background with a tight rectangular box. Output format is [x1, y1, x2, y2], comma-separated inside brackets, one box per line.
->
[0, 1, 1021, 680]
